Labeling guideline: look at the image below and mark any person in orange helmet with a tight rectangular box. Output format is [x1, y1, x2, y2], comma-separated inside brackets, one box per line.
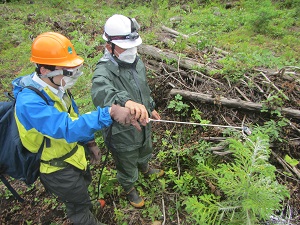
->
[12, 32, 142, 225]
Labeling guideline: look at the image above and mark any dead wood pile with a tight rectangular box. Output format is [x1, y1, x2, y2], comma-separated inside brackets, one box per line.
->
[139, 26, 300, 119]
[139, 25, 300, 179]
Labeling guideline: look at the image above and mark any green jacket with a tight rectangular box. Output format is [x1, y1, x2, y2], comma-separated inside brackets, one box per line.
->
[91, 55, 155, 151]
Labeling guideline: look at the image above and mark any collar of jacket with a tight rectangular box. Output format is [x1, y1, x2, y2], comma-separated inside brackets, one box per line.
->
[103, 56, 140, 77]
[100, 48, 139, 69]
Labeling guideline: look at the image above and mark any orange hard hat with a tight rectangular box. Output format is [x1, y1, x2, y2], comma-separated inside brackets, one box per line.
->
[30, 32, 84, 67]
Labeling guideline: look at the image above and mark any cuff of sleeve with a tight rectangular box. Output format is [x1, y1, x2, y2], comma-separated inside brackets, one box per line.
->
[150, 101, 156, 112]
[119, 97, 131, 107]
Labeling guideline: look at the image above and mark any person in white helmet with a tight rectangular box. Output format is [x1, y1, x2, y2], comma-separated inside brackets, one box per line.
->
[91, 14, 164, 208]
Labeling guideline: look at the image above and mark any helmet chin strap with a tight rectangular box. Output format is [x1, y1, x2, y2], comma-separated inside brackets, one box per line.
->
[109, 42, 116, 56]
[37, 73, 60, 87]
[48, 77, 60, 87]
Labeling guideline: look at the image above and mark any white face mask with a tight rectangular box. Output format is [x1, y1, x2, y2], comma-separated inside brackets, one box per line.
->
[59, 76, 78, 92]
[116, 47, 137, 63]
[59, 66, 83, 92]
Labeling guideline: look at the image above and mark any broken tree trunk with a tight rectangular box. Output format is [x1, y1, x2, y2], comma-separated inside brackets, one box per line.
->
[169, 89, 300, 119]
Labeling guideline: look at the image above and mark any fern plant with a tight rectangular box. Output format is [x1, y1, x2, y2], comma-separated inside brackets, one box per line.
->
[184, 130, 290, 225]
[167, 94, 190, 116]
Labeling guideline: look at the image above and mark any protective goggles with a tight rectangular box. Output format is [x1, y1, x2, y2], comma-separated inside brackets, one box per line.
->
[106, 17, 141, 41]
[45, 64, 83, 78]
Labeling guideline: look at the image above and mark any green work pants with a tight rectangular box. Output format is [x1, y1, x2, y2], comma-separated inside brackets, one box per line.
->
[109, 137, 152, 192]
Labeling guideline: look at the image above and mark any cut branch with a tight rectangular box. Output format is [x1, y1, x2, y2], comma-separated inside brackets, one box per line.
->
[161, 25, 229, 55]
[260, 72, 289, 100]
[139, 44, 214, 75]
[271, 151, 300, 180]
[161, 25, 189, 39]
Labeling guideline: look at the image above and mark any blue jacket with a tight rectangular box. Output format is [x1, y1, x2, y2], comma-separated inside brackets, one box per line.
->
[12, 73, 112, 173]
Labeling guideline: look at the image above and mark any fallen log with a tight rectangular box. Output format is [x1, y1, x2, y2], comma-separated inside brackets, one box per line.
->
[139, 44, 214, 75]
[169, 89, 300, 119]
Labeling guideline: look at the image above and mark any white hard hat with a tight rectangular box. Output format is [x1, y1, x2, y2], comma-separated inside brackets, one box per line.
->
[103, 14, 142, 49]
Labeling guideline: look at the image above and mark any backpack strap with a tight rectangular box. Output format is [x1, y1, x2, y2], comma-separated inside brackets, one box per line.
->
[40, 144, 78, 167]
[0, 138, 46, 203]
[23, 86, 52, 148]
[24, 86, 49, 105]
[4, 92, 15, 101]
[0, 175, 24, 203]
